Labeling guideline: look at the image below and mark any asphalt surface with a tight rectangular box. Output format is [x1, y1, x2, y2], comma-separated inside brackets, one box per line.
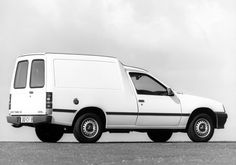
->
[0, 142, 235, 165]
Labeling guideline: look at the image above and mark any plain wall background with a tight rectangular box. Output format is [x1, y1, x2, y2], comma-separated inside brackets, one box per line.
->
[0, 0, 235, 141]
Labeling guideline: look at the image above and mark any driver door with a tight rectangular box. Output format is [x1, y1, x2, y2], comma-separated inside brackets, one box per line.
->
[129, 72, 182, 127]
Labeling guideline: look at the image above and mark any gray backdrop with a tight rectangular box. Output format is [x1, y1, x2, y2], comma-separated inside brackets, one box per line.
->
[0, 0, 235, 141]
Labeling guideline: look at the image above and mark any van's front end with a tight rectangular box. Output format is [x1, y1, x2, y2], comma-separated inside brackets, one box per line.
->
[7, 54, 52, 128]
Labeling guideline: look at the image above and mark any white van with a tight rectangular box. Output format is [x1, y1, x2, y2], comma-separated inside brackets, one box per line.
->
[7, 53, 227, 143]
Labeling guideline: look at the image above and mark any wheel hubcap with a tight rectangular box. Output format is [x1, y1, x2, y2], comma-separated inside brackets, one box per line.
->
[81, 118, 99, 138]
[194, 118, 211, 138]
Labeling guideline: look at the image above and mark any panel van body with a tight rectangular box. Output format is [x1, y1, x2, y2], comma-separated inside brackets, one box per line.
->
[7, 53, 227, 143]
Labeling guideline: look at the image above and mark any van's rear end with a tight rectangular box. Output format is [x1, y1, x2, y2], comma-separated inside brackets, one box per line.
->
[7, 54, 52, 127]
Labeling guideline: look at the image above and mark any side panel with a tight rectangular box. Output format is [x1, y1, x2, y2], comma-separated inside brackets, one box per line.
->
[53, 59, 122, 89]
[50, 58, 138, 126]
[105, 62, 139, 128]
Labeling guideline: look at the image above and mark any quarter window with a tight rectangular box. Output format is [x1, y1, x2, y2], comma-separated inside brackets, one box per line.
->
[30, 60, 45, 88]
[14, 61, 28, 89]
[129, 73, 167, 95]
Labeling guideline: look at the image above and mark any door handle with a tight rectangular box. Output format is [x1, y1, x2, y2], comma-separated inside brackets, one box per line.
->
[138, 99, 145, 103]
[29, 91, 34, 94]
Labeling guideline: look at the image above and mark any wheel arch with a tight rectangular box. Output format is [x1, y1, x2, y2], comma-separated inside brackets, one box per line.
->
[72, 106, 106, 130]
[186, 107, 217, 130]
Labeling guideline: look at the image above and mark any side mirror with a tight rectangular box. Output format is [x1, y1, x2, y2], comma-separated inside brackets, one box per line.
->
[167, 88, 175, 96]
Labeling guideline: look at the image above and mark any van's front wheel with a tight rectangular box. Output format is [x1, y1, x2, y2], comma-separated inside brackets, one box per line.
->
[35, 124, 64, 143]
[187, 114, 214, 142]
[73, 113, 103, 143]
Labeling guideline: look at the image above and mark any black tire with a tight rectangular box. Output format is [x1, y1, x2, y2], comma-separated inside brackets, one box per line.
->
[187, 114, 214, 142]
[35, 124, 64, 143]
[73, 113, 103, 143]
[147, 130, 173, 142]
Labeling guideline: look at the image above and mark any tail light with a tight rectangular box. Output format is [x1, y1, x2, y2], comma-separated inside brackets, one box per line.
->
[9, 94, 11, 110]
[46, 92, 53, 115]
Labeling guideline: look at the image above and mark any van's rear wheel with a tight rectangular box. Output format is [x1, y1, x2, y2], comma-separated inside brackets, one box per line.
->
[35, 124, 64, 143]
[73, 113, 103, 143]
[147, 130, 173, 142]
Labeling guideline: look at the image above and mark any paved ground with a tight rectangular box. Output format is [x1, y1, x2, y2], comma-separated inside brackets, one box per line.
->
[0, 142, 235, 165]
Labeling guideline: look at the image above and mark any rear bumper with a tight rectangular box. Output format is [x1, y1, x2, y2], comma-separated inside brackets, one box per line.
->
[215, 112, 228, 129]
[7, 115, 52, 126]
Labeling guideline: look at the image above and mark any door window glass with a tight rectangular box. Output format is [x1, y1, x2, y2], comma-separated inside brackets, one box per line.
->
[14, 61, 28, 89]
[129, 72, 167, 95]
[30, 60, 45, 88]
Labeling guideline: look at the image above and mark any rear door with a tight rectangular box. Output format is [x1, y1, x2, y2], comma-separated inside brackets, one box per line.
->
[10, 57, 46, 115]
[10, 59, 30, 115]
[28, 59, 46, 115]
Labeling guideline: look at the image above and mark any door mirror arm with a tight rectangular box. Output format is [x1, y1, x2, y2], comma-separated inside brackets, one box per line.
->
[167, 88, 175, 96]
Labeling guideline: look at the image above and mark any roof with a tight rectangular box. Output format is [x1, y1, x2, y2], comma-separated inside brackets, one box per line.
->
[20, 52, 116, 58]
[19, 53, 148, 72]
[19, 52, 118, 62]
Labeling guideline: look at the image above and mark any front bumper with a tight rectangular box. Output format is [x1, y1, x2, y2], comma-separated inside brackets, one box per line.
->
[7, 115, 52, 126]
[215, 112, 228, 129]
